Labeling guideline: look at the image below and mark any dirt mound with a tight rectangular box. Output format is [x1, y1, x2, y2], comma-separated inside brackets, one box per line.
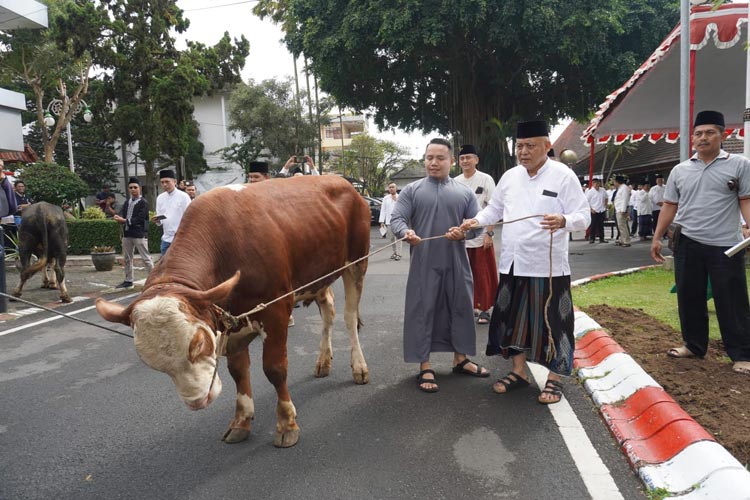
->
[583, 304, 750, 467]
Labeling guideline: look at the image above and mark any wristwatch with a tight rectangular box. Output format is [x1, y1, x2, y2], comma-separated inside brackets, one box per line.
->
[486, 231, 494, 237]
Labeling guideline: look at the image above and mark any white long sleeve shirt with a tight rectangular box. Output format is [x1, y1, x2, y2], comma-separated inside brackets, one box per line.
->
[585, 186, 608, 213]
[379, 193, 398, 224]
[474, 159, 590, 277]
[649, 184, 665, 212]
[155, 188, 192, 243]
[613, 184, 631, 213]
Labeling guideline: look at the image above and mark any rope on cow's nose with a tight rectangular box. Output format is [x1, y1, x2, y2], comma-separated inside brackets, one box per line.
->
[0, 291, 135, 339]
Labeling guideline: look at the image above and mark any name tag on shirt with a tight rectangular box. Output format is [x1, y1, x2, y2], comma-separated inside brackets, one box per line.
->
[542, 190, 558, 198]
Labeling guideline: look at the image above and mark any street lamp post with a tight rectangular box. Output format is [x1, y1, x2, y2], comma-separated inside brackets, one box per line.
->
[43, 98, 93, 172]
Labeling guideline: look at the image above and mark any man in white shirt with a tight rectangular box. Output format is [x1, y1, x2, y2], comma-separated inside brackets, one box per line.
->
[612, 175, 631, 246]
[461, 120, 590, 405]
[153, 169, 191, 255]
[585, 178, 608, 243]
[629, 182, 640, 236]
[454, 144, 498, 324]
[649, 173, 666, 231]
[378, 182, 402, 260]
[637, 180, 653, 240]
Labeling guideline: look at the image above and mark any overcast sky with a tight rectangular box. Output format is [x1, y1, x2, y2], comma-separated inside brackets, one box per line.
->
[174, 0, 566, 159]
[175, 0, 431, 158]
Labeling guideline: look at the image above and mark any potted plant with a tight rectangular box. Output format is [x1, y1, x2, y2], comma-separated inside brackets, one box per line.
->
[91, 245, 117, 271]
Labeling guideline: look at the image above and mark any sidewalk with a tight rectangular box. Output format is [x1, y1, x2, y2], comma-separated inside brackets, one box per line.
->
[0, 254, 160, 320]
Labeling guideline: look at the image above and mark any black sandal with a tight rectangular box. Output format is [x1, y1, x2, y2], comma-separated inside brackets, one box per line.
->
[492, 371, 530, 394]
[417, 369, 439, 393]
[452, 358, 490, 377]
[538, 379, 563, 404]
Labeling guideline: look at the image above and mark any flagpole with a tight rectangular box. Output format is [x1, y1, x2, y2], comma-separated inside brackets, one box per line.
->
[680, 0, 690, 161]
[745, 2, 750, 158]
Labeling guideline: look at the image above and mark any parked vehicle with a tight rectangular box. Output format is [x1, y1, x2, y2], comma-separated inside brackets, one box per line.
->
[361, 196, 382, 226]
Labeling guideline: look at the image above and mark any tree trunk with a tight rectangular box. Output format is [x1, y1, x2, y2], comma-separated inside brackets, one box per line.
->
[121, 140, 129, 188]
[314, 72, 322, 171]
[145, 159, 156, 208]
[304, 56, 315, 154]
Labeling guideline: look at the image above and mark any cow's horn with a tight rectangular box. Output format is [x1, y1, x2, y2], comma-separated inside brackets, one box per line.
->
[95, 298, 131, 326]
[200, 271, 241, 304]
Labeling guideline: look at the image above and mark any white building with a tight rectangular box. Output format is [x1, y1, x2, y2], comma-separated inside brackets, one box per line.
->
[0, 0, 48, 152]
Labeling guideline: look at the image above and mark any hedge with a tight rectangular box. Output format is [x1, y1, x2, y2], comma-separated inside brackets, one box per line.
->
[66, 219, 163, 255]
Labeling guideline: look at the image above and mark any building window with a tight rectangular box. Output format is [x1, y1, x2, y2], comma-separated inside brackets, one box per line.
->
[325, 126, 342, 139]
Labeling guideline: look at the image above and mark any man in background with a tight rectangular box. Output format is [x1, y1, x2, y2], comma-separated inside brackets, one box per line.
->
[650, 173, 665, 231]
[247, 161, 270, 183]
[13, 180, 31, 227]
[454, 144, 498, 324]
[113, 177, 154, 288]
[184, 180, 197, 200]
[379, 182, 402, 260]
[152, 169, 191, 255]
[585, 178, 608, 243]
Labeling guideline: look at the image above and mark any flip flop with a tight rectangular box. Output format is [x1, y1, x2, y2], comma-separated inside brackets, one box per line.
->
[492, 371, 530, 394]
[477, 311, 490, 325]
[452, 358, 490, 377]
[733, 361, 750, 375]
[667, 346, 701, 358]
[417, 369, 439, 393]
[538, 379, 564, 405]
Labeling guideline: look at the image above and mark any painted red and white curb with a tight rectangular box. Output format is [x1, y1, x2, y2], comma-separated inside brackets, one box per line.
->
[572, 268, 750, 499]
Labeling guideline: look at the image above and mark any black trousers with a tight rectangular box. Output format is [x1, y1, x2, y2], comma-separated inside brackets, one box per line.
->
[652, 210, 660, 230]
[674, 235, 750, 361]
[589, 211, 606, 242]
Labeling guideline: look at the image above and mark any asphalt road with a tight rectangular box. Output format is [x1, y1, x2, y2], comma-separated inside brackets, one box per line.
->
[0, 228, 660, 500]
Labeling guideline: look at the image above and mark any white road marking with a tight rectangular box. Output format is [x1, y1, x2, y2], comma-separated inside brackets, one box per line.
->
[528, 363, 624, 500]
[0, 292, 140, 338]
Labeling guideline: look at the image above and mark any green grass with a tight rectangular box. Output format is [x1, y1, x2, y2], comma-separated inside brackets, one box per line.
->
[572, 267, 750, 341]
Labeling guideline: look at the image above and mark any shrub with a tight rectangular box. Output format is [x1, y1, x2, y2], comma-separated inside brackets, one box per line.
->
[65, 218, 163, 255]
[81, 206, 105, 219]
[18, 162, 89, 207]
[66, 219, 121, 254]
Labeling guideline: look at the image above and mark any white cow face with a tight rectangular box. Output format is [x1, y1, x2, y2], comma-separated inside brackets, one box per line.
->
[132, 296, 222, 410]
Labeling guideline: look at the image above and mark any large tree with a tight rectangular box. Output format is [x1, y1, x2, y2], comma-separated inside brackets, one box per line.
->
[0, 0, 111, 163]
[275, 0, 679, 179]
[337, 133, 407, 196]
[222, 78, 331, 175]
[92, 0, 249, 204]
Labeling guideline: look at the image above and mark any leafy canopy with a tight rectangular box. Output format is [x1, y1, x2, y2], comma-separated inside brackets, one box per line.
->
[282, 0, 679, 177]
[19, 162, 89, 207]
[222, 78, 330, 174]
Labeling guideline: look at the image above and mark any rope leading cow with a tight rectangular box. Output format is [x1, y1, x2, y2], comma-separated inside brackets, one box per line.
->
[95, 176, 371, 447]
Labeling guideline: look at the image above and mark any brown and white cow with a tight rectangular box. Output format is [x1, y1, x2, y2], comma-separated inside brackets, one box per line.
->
[95, 176, 370, 447]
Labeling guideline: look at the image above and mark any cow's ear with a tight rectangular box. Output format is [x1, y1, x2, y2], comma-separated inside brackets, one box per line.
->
[188, 327, 212, 363]
[201, 271, 241, 304]
[95, 298, 131, 326]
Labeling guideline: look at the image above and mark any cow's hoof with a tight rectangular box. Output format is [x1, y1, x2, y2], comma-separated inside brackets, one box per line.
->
[49, 284, 59, 290]
[60, 295, 73, 304]
[314, 362, 331, 378]
[222, 427, 250, 444]
[352, 369, 369, 385]
[273, 429, 300, 448]
[11, 290, 21, 298]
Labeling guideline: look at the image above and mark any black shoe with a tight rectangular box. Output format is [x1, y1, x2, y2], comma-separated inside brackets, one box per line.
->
[115, 281, 134, 289]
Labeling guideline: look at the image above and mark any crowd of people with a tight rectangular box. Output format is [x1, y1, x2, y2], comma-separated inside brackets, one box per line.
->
[582, 172, 667, 245]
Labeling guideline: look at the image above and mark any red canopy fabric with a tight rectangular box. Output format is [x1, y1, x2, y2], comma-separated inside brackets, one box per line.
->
[581, 3, 748, 144]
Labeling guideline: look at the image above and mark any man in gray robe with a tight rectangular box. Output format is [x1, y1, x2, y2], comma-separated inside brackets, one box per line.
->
[390, 138, 489, 393]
